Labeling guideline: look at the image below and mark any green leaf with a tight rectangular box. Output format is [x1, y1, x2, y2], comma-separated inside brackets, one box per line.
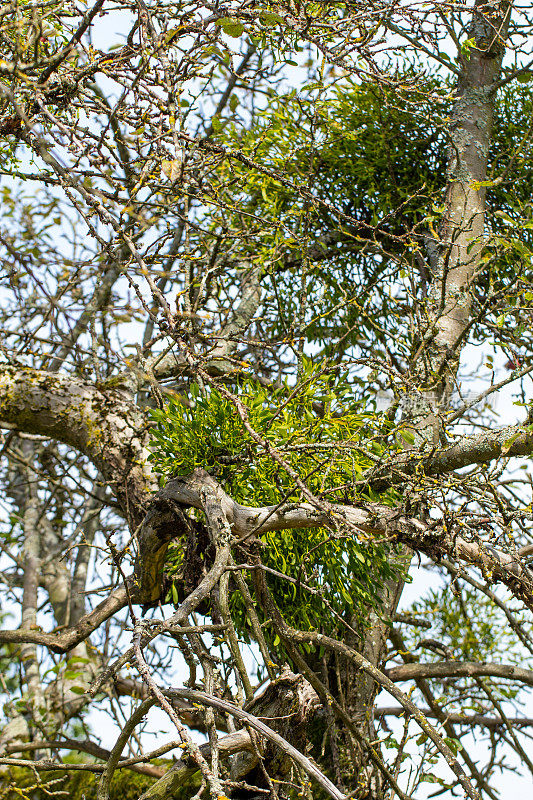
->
[398, 429, 415, 444]
[444, 736, 462, 754]
[165, 28, 180, 44]
[259, 12, 284, 27]
[461, 37, 476, 55]
[216, 17, 245, 37]
[501, 432, 521, 455]
[420, 773, 442, 784]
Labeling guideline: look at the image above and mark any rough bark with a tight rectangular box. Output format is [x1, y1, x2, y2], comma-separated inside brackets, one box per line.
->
[0, 366, 155, 528]
[422, 0, 511, 421]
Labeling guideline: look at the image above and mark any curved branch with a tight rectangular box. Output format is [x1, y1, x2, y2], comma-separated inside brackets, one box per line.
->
[97, 698, 157, 800]
[375, 707, 533, 729]
[138, 730, 253, 800]
[369, 422, 533, 490]
[386, 661, 533, 687]
[5, 738, 164, 778]
[245, 619, 479, 800]
[0, 584, 128, 654]
[165, 687, 346, 800]
[0, 366, 154, 526]
[162, 470, 533, 610]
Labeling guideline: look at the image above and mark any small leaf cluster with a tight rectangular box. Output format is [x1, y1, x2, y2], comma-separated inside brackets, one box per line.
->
[403, 583, 529, 708]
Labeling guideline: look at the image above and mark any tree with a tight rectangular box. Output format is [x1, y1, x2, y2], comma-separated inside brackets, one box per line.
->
[1, 0, 533, 797]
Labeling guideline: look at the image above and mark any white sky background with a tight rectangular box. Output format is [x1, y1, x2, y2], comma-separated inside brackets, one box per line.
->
[2, 2, 533, 797]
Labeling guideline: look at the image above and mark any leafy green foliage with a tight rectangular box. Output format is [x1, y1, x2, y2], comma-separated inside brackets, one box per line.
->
[150, 365, 385, 493]
[149, 363, 403, 634]
[198, 73, 533, 371]
[0, 765, 197, 800]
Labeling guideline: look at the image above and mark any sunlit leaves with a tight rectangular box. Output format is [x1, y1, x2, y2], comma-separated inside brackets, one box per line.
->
[149, 361, 402, 633]
[215, 17, 245, 38]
